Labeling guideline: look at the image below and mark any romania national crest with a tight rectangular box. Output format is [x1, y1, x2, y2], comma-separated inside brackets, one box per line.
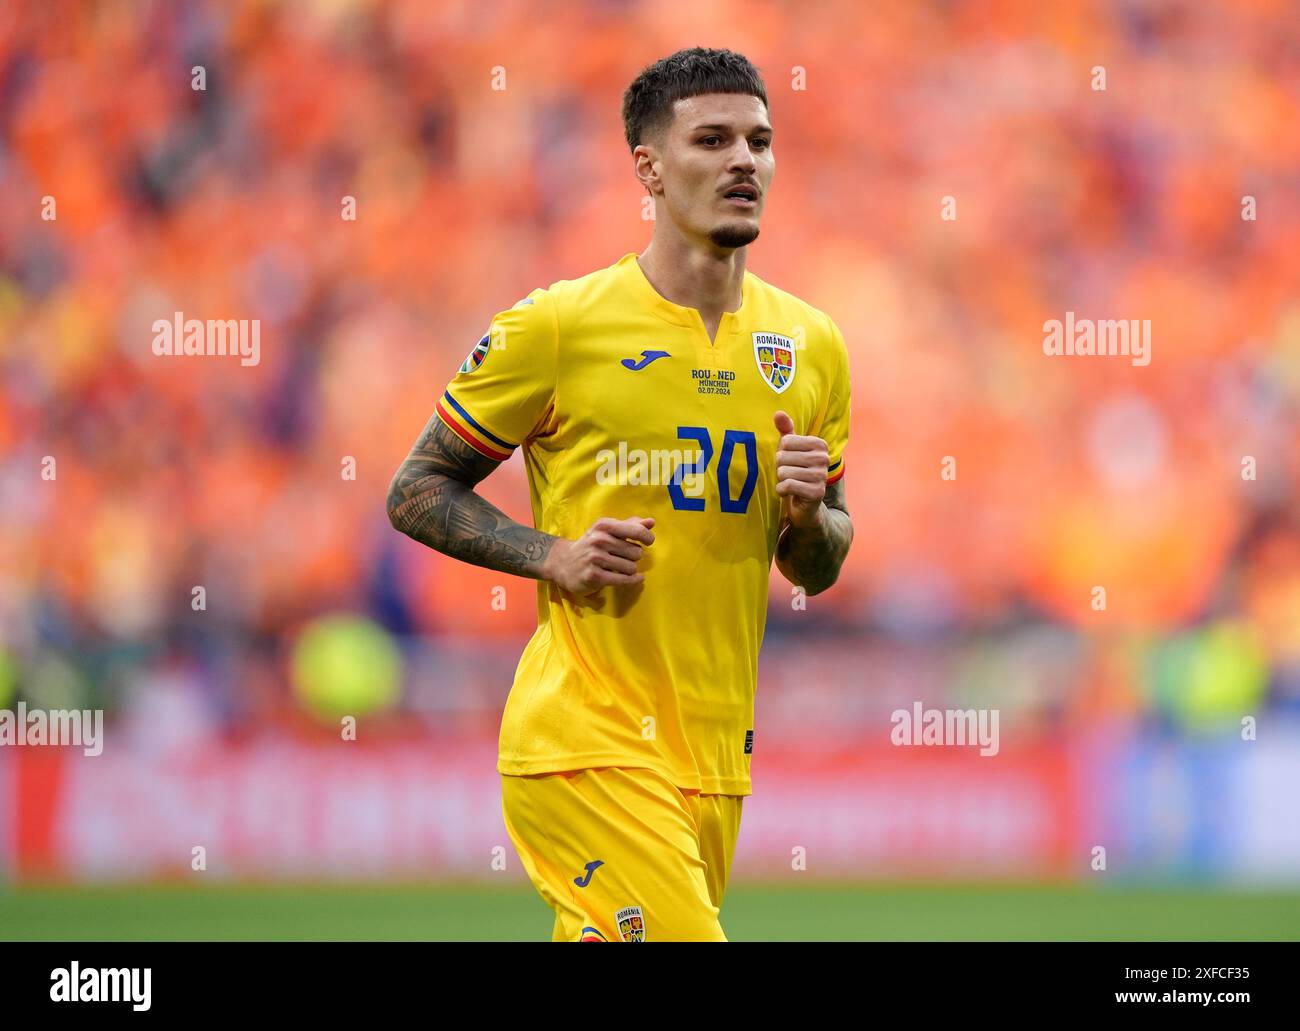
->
[753, 332, 796, 393]
[615, 905, 646, 942]
[459, 331, 491, 374]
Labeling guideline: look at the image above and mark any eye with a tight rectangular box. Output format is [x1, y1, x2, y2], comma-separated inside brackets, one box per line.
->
[700, 135, 721, 146]
[751, 138, 771, 150]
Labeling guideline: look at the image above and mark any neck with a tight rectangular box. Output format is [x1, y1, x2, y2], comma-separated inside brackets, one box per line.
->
[637, 231, 747, 318]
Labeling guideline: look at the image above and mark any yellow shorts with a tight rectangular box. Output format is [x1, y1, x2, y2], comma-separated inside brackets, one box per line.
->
[501, 766, 744, 942]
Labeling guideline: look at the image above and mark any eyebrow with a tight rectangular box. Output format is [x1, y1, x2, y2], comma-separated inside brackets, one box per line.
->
[691, 122, 774, 136]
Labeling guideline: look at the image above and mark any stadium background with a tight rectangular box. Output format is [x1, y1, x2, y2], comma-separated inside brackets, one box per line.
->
[1, 0, 1299, 939]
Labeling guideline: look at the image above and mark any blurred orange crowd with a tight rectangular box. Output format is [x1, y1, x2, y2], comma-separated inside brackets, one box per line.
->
[0, 0, 1297, 729]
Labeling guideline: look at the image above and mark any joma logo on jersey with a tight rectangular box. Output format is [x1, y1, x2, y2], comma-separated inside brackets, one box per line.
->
[753, 332, 796, 393]
[574, 860, 604, 887]
[622, 349, 671, 370]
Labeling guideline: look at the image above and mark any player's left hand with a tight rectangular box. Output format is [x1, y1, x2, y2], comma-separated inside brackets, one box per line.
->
[773, 410, 829, 530]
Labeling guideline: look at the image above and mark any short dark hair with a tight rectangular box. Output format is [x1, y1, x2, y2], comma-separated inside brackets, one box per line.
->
[622, 47, 769, 153]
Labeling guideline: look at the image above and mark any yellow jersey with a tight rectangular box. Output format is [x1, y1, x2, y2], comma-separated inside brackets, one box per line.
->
[435, 252, 850, 795]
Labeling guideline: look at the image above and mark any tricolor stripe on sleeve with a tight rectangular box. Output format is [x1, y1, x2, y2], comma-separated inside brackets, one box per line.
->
[827, 457, 845, 484]
[434, 390, 517, 461]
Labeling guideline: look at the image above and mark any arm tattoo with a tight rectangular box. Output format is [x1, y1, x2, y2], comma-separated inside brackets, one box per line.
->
[774, 478, 854, 596]
[386, 415, 559, 579]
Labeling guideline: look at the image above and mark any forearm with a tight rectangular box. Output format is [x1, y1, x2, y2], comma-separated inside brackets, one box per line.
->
[386, 415, 561, 580]
[388, 471, 560, 580]
[775, 504, 854, 595]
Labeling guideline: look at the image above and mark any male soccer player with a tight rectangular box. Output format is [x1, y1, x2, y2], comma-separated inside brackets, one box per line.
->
[388, 47, 853, 941]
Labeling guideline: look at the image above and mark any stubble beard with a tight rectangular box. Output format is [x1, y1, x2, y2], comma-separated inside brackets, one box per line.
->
[708, 220, 760, 249]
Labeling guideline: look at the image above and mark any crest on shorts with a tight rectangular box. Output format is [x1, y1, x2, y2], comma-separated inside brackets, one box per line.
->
[615, 905, 646, 942]
[753, 332, 796, 393]
[459, 331, 491, 374]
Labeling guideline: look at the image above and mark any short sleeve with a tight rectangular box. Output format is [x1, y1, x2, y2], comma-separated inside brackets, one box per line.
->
[434, 288, 558, 460]
[819, 316, 851, 485]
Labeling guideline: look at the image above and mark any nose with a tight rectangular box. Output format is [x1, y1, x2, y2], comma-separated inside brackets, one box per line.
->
[727, 138, 757, 174]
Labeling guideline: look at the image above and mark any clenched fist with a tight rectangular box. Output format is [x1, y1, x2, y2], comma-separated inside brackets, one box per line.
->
[543, 516, 655, 595]
[773, 410, 830, 529]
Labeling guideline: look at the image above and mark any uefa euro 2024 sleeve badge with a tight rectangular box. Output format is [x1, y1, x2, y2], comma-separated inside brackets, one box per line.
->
[459, 331, 491, 374]
[753, 332, 796, 393]
[615, 905, 646, 942]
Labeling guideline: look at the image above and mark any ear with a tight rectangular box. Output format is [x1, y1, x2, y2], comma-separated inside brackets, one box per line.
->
[633, 144, 661, 196]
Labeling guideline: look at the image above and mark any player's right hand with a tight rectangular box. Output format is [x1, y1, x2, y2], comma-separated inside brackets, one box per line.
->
[544, 516, 655, 595]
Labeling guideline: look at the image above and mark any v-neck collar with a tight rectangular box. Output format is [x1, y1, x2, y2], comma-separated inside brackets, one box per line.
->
[618, 252, 751, 340]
